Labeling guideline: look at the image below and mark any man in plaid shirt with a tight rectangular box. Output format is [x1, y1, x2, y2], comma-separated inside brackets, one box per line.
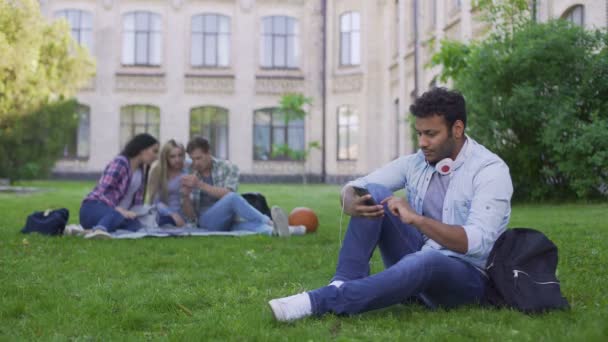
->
[180, 136, 291, 236]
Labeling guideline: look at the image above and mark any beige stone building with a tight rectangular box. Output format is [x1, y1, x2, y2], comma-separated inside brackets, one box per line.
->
[40, 0, 607, 182]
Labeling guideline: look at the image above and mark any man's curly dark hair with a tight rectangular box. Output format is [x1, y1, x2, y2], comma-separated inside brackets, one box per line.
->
[409, 87, 466, 129]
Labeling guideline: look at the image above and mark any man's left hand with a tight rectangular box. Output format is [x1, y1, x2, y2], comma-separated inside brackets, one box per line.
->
[381, 196, 420, 225]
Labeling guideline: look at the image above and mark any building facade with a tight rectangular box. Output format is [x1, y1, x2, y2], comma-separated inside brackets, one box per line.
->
[40, 0, 607, 182]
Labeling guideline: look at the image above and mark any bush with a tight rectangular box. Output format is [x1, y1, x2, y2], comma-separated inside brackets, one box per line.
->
[433, 21, 608, 200]
[0, 99, 78, 182]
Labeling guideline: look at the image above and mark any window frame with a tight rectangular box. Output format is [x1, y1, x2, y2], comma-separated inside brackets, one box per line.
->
[62, 103, 91, 160]
[562, 5, 584, 27]
[339, 11, 361, 67]
[253, 108, 305, 161]
[119, 105, 161, 149]
[55, 9, 93, 51]
[191, 13, 231, 68]
[122, 11, 163, 67]
[260, 16, 299, 69]
[336, 105, 359, 161]
[190, 106, 230, 159]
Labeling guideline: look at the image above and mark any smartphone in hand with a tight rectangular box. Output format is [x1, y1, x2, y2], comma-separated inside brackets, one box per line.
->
[352, 186, 376, 205]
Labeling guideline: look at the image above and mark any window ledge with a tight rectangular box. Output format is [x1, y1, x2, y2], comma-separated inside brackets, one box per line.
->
[333, 66, 363, 77]
[256, 68, 304, 79]
[117, 65, 165, 76]
[187, 66, 234, 76]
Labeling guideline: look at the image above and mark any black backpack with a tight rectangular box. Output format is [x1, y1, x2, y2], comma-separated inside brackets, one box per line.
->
[21, 208, 69, 236]
[484, 228, 569, 313]
[242, 192, 271, 218]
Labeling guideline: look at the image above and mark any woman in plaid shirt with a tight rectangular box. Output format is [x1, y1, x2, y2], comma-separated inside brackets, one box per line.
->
[79, 133, 159, 239]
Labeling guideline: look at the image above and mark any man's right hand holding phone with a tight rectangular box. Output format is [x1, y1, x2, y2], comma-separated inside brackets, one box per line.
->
[341, 186, 385, 218]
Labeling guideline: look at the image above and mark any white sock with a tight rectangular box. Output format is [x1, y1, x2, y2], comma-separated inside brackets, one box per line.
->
[329, 280, 344, 288]
[288, 225, 307, 235]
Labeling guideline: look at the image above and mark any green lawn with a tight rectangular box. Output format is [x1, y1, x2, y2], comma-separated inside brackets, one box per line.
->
[0, 181, 607, 340]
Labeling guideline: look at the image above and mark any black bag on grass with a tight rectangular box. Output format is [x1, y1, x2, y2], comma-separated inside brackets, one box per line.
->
[21, 208, 69, 236]
[484, 228, 569, 313]
[242, 192, 271, 218]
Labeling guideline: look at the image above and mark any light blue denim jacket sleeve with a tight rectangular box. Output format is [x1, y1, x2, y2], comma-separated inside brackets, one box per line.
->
[345, 137, 513, 269]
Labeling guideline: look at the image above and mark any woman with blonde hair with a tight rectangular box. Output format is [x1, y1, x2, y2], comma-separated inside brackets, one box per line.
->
[147, 139, 188, 227]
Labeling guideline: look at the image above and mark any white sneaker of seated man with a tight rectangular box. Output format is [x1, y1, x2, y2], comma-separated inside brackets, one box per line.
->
[268, 281, 343, 322]
[84, 227, 112, 239]
[270, 206, 307, 237]
[268, 292, 313, 322]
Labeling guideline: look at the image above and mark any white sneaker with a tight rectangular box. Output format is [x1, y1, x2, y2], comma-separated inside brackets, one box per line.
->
[64, 224, 86, 236]
[268, 292, 312, 322]
[289, 225, 307, 236]
[84, 228, 112, 240]
[271, 206, 290, 237]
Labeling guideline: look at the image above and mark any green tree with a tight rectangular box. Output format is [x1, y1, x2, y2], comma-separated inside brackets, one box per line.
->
[0, 0, 95, 182]
[0, 99, 79, 181]
[432, 20, 608, 199]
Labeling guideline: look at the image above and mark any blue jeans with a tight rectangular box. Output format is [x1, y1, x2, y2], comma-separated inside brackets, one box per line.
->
[79, 200, 141, 232]
[308, 183, 486, 316]
[198, 192, 273, 235]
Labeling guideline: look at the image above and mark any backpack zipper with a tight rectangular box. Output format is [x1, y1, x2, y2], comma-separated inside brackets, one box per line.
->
[512, 269, 561, 285]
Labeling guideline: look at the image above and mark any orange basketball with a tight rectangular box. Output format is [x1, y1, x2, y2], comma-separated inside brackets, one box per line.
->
[288, 207, 319, 233]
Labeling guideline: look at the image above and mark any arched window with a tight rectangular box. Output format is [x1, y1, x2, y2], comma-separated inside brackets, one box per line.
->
[122, 11, 162, 66]
[253, 108, 305, 160]
[55, 9, 93, 51]
[63, 104, 90, 159]
[562, 5, 584, 27]
[120, 105, 160, 148]
[337, 105, 358, 160]
[339, 12, 361, 66]
[191, 14, 230, 67]
[260, 16, 299, 68]
[190, 106, 229, 159]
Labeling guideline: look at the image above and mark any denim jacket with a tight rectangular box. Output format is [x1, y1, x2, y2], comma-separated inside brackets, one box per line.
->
[348, 136, 513, 269]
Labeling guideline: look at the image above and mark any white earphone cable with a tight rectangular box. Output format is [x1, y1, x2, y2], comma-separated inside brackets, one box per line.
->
[339, 191, 346, 248]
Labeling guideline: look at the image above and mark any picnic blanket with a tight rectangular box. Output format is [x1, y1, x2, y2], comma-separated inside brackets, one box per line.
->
[65, 205, 262, 239]
[110, 227, 259, 239]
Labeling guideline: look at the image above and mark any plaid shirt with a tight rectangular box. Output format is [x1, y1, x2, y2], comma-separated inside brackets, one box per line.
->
[84, 155, 145, 208]
[185, 157, 240, 224]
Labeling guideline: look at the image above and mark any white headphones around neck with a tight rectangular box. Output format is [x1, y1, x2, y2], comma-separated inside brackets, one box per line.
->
[436, 158, 454, 175]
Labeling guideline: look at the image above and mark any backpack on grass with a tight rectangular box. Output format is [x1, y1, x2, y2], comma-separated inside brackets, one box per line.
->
[21, 208, 69, 236]
[242, 192, 271, 218]
[484, 228, 569, 313]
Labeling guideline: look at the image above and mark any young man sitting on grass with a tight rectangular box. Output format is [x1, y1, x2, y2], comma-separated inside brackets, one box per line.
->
[180, 136, 306, 236]
[268, 87, 514, 321]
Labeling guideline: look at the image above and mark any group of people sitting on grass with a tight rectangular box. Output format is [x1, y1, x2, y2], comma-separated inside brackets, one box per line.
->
[79, 87, 515, 322]
[79, 135, 304, 239]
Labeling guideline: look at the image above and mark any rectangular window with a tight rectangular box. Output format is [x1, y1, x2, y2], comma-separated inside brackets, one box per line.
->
[261, 16, 299, 69]
[191, 14, 231, 67]
[337, 105, 359, 160]
[55, 9, 93, 52]
[122, 12, 162, 66]
[63, 104, 90, 159]
[120, 105, 160, 148]
[190, 106, 230, 159]
[340, 12, 361, 66]
[253, 108, 305, 160]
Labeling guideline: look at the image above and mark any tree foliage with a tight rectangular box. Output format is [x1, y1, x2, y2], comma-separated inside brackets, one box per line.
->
[433, 20, 608, 200]
[0, 0, 95, 182]
[0, 99, 79, 181]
